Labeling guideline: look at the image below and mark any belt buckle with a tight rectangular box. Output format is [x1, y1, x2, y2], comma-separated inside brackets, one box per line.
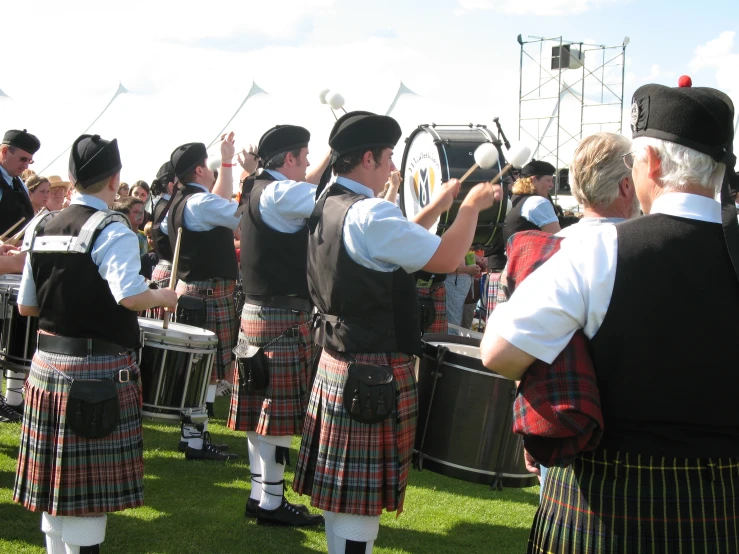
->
[206, 288, 214, 297]
[118, 369, 130, 383]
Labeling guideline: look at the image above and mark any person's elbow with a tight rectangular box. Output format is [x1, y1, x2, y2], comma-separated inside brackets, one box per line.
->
[480, 332, 533, 381]
[119, 294, 146, 312]
[420, 245, 460, 274]
[18, 304, 40, 317]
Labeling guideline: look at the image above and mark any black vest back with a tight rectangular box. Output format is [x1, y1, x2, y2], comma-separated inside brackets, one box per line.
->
[502, 194, 540, 246]
[240, 175, 310, 299]
[590, 214, 739, 458]
[151, 196, 173, 262]
[167, 185, 238, 282]
[308, 185, 421, 355]
[31, 205, 141, 349]
[0, 174, 35, 235]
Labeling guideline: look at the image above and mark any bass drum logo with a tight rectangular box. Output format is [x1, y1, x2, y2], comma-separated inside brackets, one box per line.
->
[403, 131, 442, 231]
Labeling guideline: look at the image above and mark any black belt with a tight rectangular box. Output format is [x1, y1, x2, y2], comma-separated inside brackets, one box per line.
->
[244, 294, 312, 313]
[38, 335, 133, 358]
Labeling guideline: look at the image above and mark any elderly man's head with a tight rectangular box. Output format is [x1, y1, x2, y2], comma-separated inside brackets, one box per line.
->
[570, 132, 639, 218]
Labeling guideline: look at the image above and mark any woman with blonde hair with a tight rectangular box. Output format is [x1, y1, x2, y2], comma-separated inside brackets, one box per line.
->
[501, 160, 560, 244]
[25, 175, 50, 214]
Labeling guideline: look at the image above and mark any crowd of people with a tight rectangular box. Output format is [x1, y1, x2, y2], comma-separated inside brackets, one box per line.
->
[0, 76, 737, 554]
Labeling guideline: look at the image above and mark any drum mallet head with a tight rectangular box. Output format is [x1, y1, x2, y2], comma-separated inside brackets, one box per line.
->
[318, 88, 331, 104]
[459, 142, 499, 184]
[327, 91, 346, 111]
[507, 143, 532, 169]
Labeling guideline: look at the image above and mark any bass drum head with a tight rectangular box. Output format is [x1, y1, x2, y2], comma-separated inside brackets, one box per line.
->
[401, 127, 446, 235]
[137, 317, 217, 349]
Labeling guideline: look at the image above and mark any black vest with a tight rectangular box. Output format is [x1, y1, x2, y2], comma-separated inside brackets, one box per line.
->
[590, 214, 739, 458]
[0, 173, 35, 235]
[308, 184, 421, 355]
[502, 194, 541, 246]
[151, 196, 173, 262]
[167, 184, 239, 282]
[240, 175, 310, 300]
[31, 205, 141, 349]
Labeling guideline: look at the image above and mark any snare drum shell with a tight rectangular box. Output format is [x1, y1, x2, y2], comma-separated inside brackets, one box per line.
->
[0, 275, 38, 372]
[415, 334, 537, 488]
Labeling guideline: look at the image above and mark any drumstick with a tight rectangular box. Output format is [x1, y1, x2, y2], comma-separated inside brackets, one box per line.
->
[0, 217, 26, 242]
[163, 227, 183, 330]
[7, 208, 47, 246]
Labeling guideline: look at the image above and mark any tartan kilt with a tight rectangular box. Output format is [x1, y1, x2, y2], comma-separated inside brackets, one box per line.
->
[292, 348, 417, 516]
[13, 350, 144, 516]
[227, 303, 314, 436]
[529, 449, 739, 553]
[175, 278, 237, 380]
[417, 283, 447, 334]
[145, 260, 172, 320]
[485, 271, 503, 321]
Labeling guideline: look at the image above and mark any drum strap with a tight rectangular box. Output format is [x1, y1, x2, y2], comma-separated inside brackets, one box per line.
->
[22, 210, 131, 255]
[415, 345, 448, 471]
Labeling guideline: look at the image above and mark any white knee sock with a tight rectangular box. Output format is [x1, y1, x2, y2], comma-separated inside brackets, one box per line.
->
[41, 512, 65, 554]
[259, 435, 292, 511]
[6, 371, 25, 406]
[324, 511, 337, 554]
[247, 432, 262, 501]
[61, 515, 106, 554]
[333, 513, 380, 554]
[206, 384, 217, 404]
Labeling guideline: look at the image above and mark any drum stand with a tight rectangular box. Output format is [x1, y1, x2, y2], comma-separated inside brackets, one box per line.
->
[414, 345, 448, 472]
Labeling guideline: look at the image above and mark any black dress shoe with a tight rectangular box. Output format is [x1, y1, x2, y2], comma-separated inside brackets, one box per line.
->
[185, 444, 238, 461]
[0, 397, 22, 423]
[245, 497, 310, 519]
[257, 498, 324, 527]
[206, 402, 215, 417]
[179, 439, 229, 452]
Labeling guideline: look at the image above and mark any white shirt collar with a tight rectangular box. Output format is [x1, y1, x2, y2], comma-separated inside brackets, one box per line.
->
[71, 194, 110, 211]
[0, 164, 13, 184]
[264, 169, 288, 182]
[650, 192, 721, 224]
[185, 182, 209, 193]
[335, 176, 375, 198]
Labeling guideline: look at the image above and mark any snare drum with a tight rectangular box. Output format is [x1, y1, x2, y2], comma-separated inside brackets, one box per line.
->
[138, 317, 217, 422]
[400, 124, 509, 249]
[0, 274, 39, 373]
[414, 334, 537, 489]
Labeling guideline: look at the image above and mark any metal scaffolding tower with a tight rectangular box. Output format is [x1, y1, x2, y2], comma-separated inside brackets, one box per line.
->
[517, 34, 629, 198]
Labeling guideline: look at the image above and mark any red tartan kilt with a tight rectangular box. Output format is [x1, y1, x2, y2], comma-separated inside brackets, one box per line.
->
[417, 284, 447, 334]
[485, 271, 502, 321]
[227, 303, 314, 436]
[14, 351, 144, 516]
[146, 261, 172, 320]
[292, 348, 417, 516]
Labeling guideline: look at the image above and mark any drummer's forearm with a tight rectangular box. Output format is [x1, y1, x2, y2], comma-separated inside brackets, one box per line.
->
[18, 304, 40, 317]
[412, 197, 449, 230]
[119, 288, 172, 311]
[305, 151, 332, 185]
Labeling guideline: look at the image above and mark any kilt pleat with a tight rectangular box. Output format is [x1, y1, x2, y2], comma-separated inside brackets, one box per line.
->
[417, 284, 447, 334]
[292, 348, 417, 516]
[175, 278, 237, 380]
[529, 449, 739, 553]
[13, 351, 144, 516]
[145, 261, 172, 320]
[485, 271, 503, 320]
[227, 303, 314, 436]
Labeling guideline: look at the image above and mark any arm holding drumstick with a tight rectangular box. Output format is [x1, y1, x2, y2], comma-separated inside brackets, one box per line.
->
[162, 227, 183, 329]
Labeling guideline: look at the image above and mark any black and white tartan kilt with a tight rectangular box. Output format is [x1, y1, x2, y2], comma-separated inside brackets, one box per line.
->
[175, 278, 238, 380]
[530, 449, 739, 553]
[227, 303, 314, 437]
[145, 260, 172, 320]
[292, 348, 417, 516]
[13, 350, 143, 516]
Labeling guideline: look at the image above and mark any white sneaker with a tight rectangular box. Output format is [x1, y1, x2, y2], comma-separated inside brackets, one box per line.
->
[215, 380, 233, 397]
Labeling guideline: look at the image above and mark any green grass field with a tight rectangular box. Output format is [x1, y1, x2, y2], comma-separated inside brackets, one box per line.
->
[0, 398, 539, 553]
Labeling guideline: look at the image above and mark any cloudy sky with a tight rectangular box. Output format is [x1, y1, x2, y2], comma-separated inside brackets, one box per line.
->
[1, 0, 737, 182]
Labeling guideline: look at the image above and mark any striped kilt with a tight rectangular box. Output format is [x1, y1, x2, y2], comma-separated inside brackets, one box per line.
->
[292, 348, 417, 516]
[145, 260, 172, 320]
[13, 350, 143, 516]
[227, 303, 313, 436]
[175, 278, 237, 380]
[417, 283, 447, 334]
[485, 271, 503, 320]
[530, 449, 739, 553]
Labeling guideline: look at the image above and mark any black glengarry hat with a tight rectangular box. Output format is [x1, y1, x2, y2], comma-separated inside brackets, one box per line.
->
[329, 112, 401, 161]
[257, 125, 310, 164]
[171, 142, 207, 179]
[631, 83, 735, 163]
[3, 129, 40, 154]
[520, 159, 556, 178]
[155, 161, 176, 185]
[69, 134, 122, 188]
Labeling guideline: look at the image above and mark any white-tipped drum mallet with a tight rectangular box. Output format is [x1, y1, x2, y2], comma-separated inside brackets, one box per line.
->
[458, 143, 500, 184]
[163, 227, 183, 330]
[488, 143, 532, 185]
[319, 89, 347, 120]
[0, 217, 26, 242]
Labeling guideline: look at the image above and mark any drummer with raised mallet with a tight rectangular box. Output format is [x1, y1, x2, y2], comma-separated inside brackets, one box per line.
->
[14, 133, 177, 554]
[292, 111, 501, 554]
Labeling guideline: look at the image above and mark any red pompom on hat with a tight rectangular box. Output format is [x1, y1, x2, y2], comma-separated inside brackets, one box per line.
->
[678, 75, 692, 88]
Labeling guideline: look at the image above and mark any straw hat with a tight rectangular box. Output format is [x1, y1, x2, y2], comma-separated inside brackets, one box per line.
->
[48, 175, 71, 190]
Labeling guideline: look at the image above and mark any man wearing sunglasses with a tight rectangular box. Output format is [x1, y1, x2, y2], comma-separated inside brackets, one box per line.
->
[0, 129, 40, 235]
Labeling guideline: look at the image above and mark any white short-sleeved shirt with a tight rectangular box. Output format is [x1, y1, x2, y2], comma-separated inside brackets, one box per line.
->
[489, 193, 722, 364]
[520, 195, 559, 227]
[159, 183, 239, 235]
[258, 169, 317, 233]
[555, 217, 626, 238]
[336, 176, 441, 273]
[18, 194, 150, 307]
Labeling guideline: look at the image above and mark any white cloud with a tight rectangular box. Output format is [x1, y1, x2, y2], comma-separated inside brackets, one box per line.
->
[456, 0, 614, 16]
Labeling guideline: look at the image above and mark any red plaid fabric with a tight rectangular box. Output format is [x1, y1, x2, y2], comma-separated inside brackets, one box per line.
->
[227, 303, 314, 436]
[417, 283, 447, 334]
[484, 271, 502, 320]
[14, 350, 144, 515]
[145, 260, 172, 320]
[292, 349, 417, 516]
[175, 278, 238, 380]
[507, 231, 604, 467]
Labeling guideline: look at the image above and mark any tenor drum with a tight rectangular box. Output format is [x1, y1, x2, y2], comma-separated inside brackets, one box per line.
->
[0, 274, 39, 373]
[400, 124, 509, 248]
[138, 318, 216, 422]
[414, 334, 537, 488]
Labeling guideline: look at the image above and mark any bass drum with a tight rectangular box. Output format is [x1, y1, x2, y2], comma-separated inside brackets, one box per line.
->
[414, 334, 537, 489]
[400, 124, 509, 249]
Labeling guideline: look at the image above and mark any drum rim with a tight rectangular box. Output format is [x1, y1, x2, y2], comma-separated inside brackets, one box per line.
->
[138, 317, 216, 340]
[140, 335, 218, 351]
